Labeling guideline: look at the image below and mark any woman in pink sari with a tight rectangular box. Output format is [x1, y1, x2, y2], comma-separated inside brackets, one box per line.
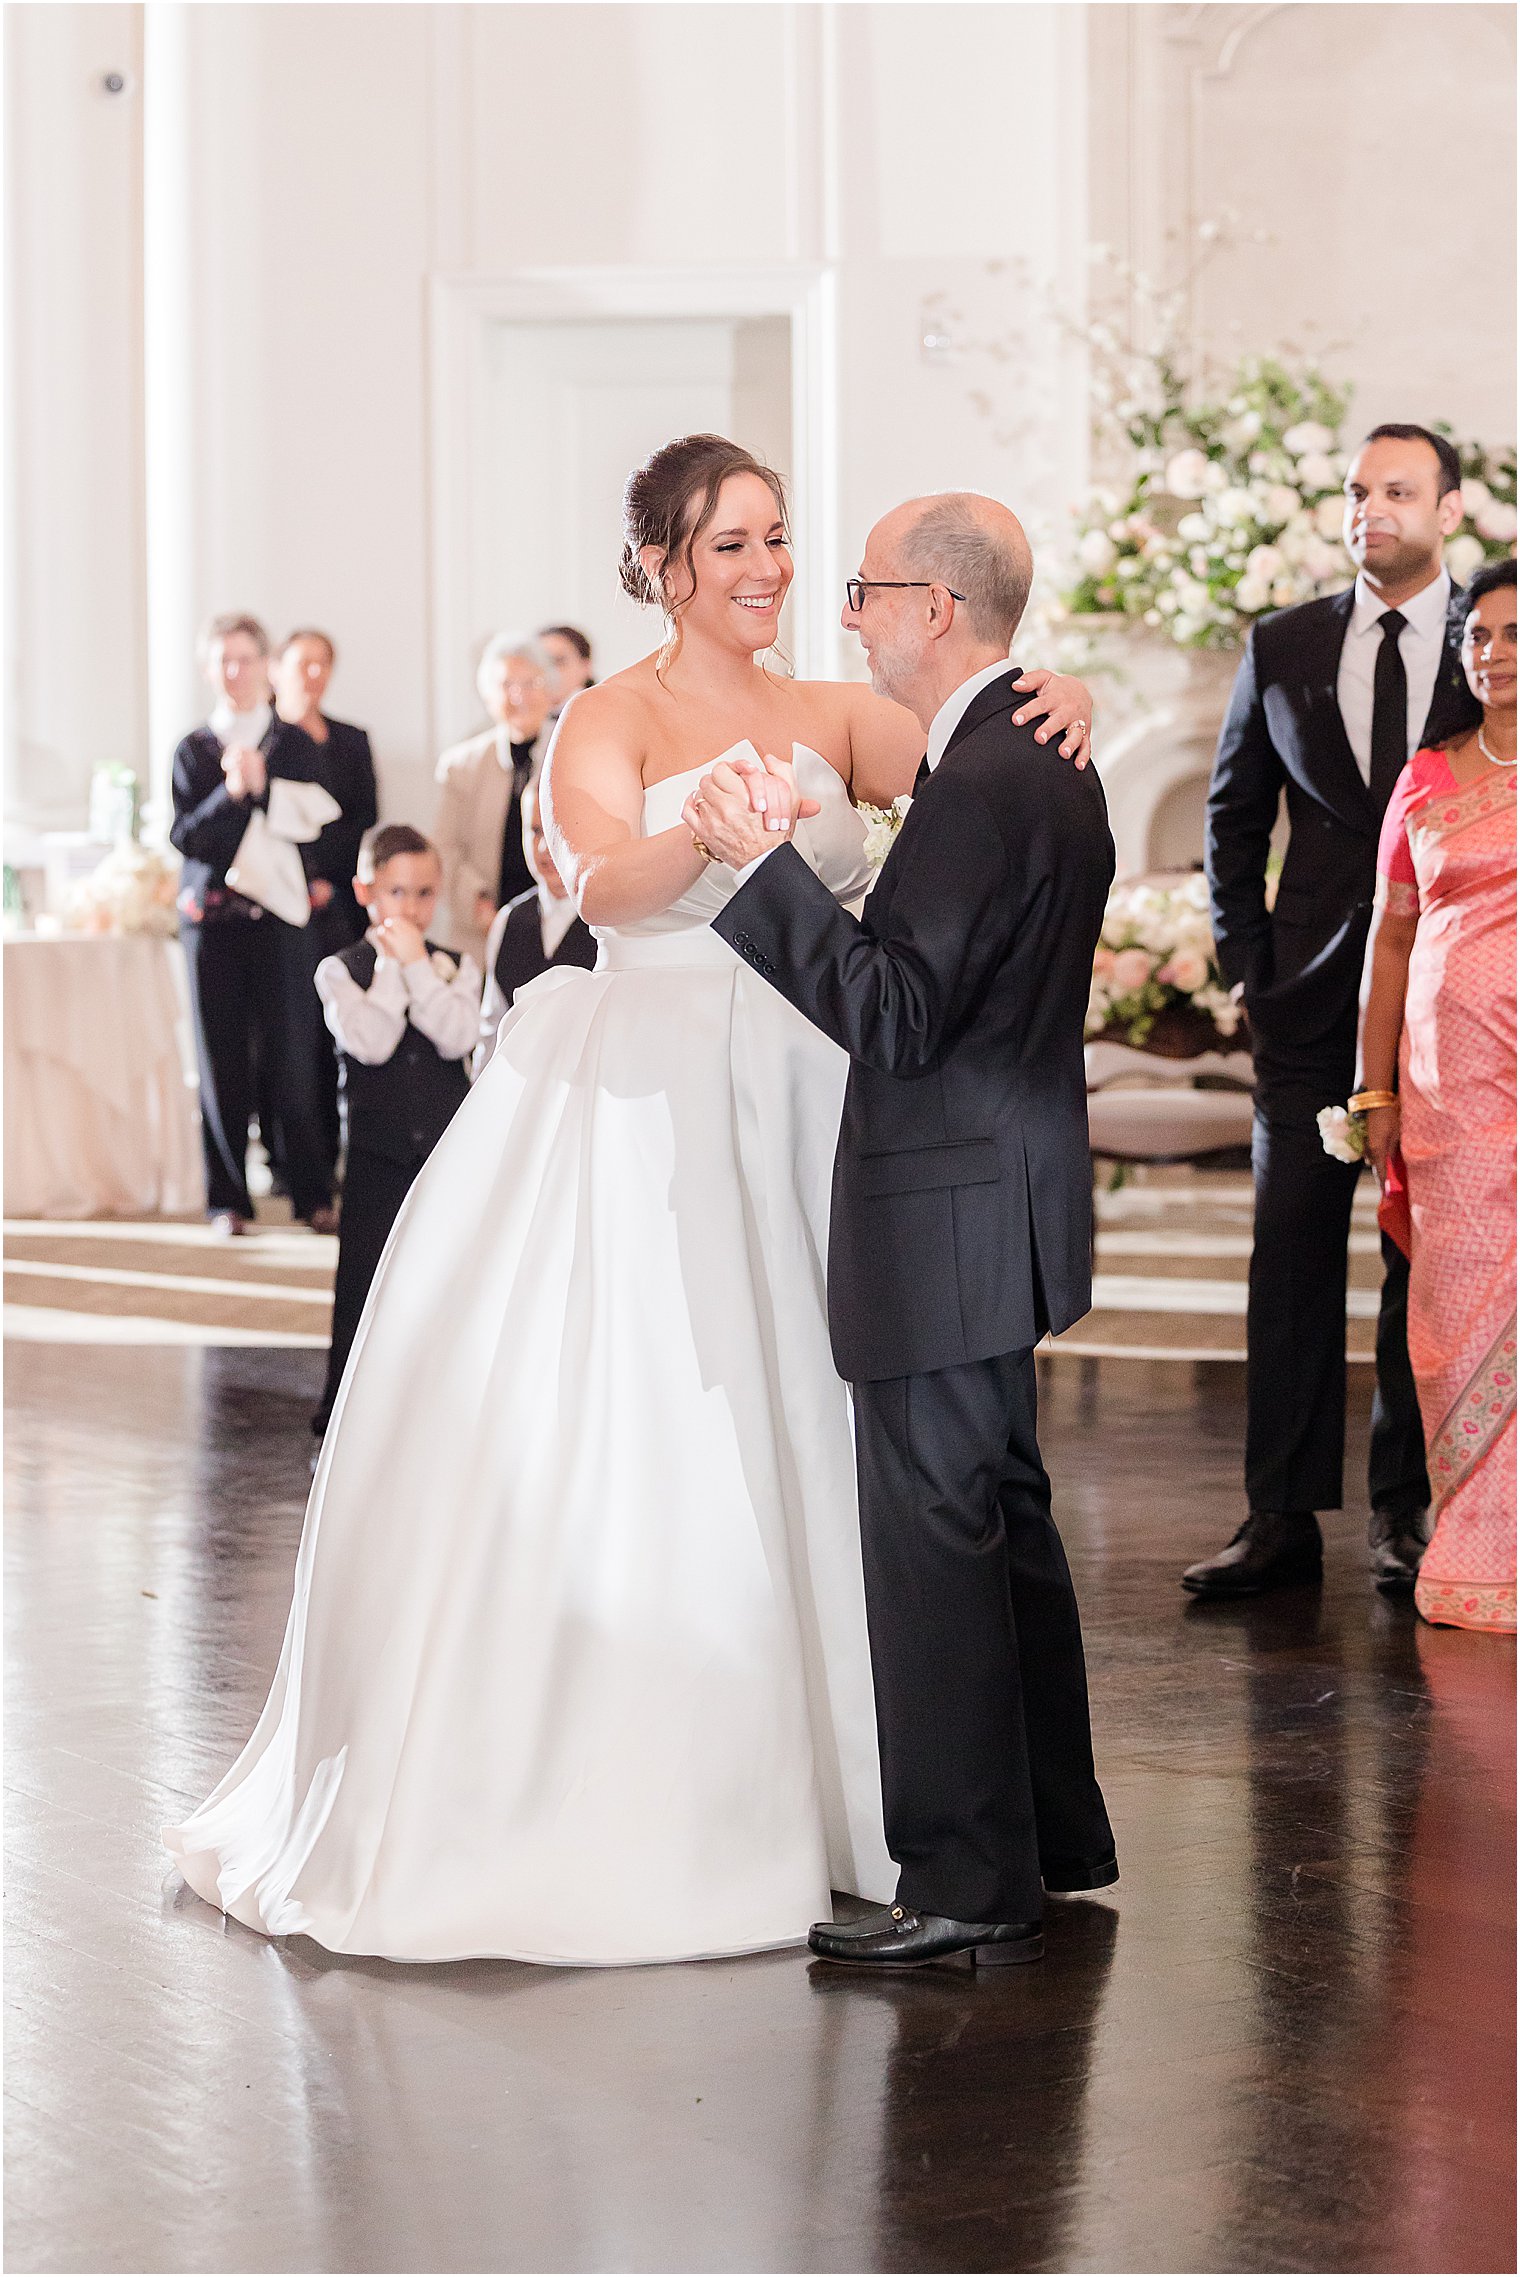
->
[1357, 558, 1517, 1633]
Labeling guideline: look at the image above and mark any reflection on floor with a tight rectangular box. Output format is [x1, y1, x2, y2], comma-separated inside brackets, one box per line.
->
[5, 1343, 1514, 2276]
[4, 1168, 1386, 1360]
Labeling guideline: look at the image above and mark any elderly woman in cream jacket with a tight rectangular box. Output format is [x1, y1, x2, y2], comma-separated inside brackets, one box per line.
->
[432, 633, 554, 967]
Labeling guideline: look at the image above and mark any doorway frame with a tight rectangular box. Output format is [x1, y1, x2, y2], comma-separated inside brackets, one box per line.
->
[426, 265, 839, 754]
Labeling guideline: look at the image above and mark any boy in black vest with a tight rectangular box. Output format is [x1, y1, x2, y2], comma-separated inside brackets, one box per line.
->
[311, 824, 482, 1444]
[474, 770, 597, 1076]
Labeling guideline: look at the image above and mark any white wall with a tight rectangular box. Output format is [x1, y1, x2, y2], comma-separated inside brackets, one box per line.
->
[8, 1, 1090, 840]
[5, 4, 146, 837]
[7, 2, 1512, 848]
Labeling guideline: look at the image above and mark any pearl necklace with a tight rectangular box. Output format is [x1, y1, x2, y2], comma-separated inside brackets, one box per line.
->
[1478, 723, 1518, 767]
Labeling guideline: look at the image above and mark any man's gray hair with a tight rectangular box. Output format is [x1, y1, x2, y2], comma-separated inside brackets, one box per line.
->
[898, 495, 1032, 648]
[476, 631, 550, 701]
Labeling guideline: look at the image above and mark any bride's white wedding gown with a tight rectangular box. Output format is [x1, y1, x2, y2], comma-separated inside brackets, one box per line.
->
[164, 746, 896, 1965]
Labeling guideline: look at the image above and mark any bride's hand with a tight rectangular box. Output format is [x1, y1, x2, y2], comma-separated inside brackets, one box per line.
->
[1011, 670, 1093, 769]
[734, 749, 820, 822]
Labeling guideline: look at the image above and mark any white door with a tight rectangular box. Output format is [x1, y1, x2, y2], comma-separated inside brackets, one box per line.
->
[475, 316, 794, 684]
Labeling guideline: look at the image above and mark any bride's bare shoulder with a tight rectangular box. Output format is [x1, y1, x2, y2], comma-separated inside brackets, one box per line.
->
[551, 664, 661, 755]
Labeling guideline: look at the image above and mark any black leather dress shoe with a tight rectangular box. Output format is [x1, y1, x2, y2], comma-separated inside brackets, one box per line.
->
[1368, 1506, 1431, 1591]
[1043, 1855, 1119, 1895]
[1181, 1511, 1323, 1598]
[808, 1904, 1043, 1969]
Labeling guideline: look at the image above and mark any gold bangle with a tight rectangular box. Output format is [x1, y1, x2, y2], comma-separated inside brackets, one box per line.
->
[691, 835, 712, 863]
[1349, 1089, 1399, 1112]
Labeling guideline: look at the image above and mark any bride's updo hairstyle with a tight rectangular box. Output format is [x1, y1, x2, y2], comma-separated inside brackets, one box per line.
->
[620, 435, 789, 673]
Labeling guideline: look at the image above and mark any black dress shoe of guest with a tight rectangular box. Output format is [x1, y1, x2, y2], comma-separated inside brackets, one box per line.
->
[1369, 1506, 1431, 1592]
[1181, 1511, 1322, 1597]
[1043, 1855, 1119, 1895]
[808, 1904, 1043, 1969]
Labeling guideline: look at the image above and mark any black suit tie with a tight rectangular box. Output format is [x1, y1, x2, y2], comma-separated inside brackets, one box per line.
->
[1370, 610, 1409, 812]
[913, 753, 932, 795]
[496, 739, 537, 908]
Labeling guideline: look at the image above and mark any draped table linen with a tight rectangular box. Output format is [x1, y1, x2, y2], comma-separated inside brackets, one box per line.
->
[4, 934, 205, 1218]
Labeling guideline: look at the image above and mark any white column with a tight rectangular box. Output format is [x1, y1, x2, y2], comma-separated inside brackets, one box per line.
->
[141, 1, 201, 843]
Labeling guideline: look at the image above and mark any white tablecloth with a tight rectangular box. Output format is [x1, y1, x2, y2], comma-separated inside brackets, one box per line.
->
[4, 935, 205, 1218]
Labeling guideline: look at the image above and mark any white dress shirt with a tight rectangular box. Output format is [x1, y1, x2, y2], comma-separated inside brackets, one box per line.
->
[209, 699, 272, 751]
[538, 883, 580, 958]
[1335, 569, 1450, 782]
[317, 949, 483, 1067]
[923, 657, 1016, 773]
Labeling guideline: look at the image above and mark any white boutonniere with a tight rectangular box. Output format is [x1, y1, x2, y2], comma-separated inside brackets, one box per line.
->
[429, 949, 458, 981]
[1316, 1104, 1366, 1163]
[859, 795, 912, 871]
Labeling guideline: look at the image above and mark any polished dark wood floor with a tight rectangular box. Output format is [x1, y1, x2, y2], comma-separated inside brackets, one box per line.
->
[5, 1343, 1515, 2275]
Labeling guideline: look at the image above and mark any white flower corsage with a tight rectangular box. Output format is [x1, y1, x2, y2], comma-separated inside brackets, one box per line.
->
[858, 795, 912, 871]
[429, 949, 458, 981]
[1316, 1104, 1366, 1164]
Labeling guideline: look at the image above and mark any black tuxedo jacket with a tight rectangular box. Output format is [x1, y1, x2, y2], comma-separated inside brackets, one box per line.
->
[494, 889, 598, 1002]
[1206, 588, 1470, 1050]
[714, 669, 1114, 1383]
[303, 716, 379, 944]
[169, 720, 323, 925]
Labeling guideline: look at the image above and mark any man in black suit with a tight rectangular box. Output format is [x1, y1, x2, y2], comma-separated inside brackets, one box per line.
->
[274, 629, 381, 1172]
[686, 493, 1117, 1970]
[171, 613, 336, 1235]
[1190, 425, 1471, 1599]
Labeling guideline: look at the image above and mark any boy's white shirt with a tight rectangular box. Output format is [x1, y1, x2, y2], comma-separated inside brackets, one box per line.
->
[316, 947, 483, 1067]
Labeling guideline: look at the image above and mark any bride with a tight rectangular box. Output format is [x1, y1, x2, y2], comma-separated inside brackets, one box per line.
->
[163, 434, 1092, 1966]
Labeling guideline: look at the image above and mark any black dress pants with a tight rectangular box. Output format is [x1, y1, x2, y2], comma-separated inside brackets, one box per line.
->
[180, 916, 333, 1222]
[313, 1147, 418, 1434]
[1246, 1029, 1429, 1518]
[852, 1348, 1114, 1926]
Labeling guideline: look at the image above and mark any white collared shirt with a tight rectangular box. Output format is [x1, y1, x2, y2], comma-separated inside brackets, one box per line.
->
[1336, 569, 1450, 782]
[538, 883, 579, 958]
[209, 699, 272, 751]
[924, 657, 1016, 773]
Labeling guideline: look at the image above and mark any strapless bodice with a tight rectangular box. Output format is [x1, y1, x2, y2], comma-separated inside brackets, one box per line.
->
[598, 744, 871, 946]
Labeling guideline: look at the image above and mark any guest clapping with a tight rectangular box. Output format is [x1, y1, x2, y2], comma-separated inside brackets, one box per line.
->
[474, 772, 597, 1077]
[433, 636, 553, 966]
[312, 825, 481, 1441]
[169, 613, 336, 1237]
[539, 624, 596, 713]
[1355, 557, 1517, 1633]
[274, 629, 380, 1171]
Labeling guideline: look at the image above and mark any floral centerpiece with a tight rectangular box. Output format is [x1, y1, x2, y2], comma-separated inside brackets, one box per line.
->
[63, 841, 180, 938]
[1087, 869, 1246, 1052]
[1051, 254, 1516, 650]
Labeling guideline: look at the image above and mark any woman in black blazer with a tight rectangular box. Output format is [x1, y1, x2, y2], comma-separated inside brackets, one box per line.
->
[274, 628, 381, 1169]
[170, 613, 337, 1236]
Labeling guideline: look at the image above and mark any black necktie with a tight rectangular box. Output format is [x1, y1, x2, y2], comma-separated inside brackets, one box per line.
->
[913, 753, 931, 794]
[496, 740, 537, 908]
[1369, 610, 1409, 810]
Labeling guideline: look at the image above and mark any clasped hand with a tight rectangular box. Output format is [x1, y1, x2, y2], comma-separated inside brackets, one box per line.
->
[682, 752, 821, 870]
[221, 745, 268, 802]
[367, 916, 427, 966]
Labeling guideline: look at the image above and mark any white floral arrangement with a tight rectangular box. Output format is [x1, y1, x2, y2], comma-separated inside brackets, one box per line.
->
[1317, 1105, 1367, 1164]
[858, 796, 912, 871]
[1087, 869, 1243, 1050]
[63, 841, 180, 939]
[1054, 298, 1515, 649]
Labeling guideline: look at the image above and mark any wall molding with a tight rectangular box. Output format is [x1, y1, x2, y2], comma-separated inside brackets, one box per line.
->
[425, 264, 840, 752]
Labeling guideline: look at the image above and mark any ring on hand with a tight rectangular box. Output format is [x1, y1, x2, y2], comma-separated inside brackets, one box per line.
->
[691, 834, 713, 863]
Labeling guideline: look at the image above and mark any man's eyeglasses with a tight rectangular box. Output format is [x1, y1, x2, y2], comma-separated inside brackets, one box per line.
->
[845, 579, 967, 613]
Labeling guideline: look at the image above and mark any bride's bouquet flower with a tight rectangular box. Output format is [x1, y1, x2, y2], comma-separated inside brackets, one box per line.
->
[858, 796, 911, 871]
[63, 840, 180, 938]
[1087, 869, 1242, 1050]
[1317, 1104, 1367, 1164]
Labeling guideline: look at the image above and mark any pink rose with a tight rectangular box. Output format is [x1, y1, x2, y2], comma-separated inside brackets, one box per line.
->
[1092, 947, 1116, 978]
[1158, 950, 1210, 993]
[1111, 948, 1154, 993]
